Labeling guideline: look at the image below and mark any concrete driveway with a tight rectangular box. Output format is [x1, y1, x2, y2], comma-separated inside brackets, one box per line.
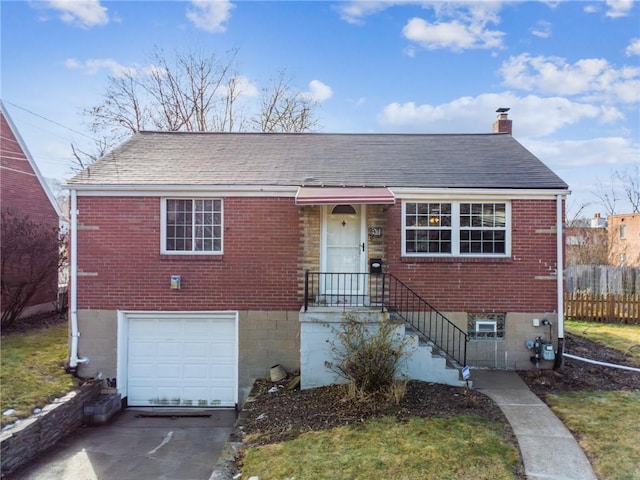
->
[10, 408, 237, 480]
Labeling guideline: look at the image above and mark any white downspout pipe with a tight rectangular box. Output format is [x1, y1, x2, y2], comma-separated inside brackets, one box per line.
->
[69, 189, 88, 370]
[555, 193, 565, 368]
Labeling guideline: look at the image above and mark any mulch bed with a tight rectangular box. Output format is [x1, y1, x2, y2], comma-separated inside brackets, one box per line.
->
[239, 333, 640, 447]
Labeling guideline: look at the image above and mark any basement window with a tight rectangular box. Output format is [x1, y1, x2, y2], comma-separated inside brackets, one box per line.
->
[467, 313, 506, 340]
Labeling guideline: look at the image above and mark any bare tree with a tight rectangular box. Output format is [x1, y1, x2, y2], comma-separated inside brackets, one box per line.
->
[75, 48, 319, 170]
[593, 172, 619, 216]
[615, 165, 640, 213]
[254, 70, 318, 133]
[71, 136, 115, 172]
[565, 226, 609, 265]
[1, 211, 67, 327]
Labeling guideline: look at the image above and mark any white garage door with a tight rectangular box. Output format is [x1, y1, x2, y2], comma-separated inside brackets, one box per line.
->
[119, 311, 238, 408]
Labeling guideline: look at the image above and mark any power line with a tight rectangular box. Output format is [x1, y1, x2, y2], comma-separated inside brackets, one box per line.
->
[3, 99, 96, 141]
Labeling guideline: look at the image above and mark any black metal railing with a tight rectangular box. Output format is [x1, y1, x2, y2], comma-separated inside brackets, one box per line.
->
[303, 271, 467, 367]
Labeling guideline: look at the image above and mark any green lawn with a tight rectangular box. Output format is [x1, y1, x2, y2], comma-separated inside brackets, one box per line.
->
[1, 323, 76, 427]
[565, 320, 640, 366]
[547, 321, 640, 480]
[242, 416, 522, 480]
[547, 390, 640, 480]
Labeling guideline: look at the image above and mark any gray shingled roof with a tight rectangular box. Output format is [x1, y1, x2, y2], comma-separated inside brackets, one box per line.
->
[67, 132, 568, 189]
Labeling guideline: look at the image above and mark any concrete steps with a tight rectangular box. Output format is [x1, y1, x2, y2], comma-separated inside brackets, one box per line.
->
[401, 326, 465, 387]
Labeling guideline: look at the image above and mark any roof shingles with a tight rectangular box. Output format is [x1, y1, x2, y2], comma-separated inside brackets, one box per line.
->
[68, 132, 568, 190]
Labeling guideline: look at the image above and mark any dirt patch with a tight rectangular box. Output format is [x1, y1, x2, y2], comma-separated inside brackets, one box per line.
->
[518, 333, 640, 396]
[239, 333, 640, 447]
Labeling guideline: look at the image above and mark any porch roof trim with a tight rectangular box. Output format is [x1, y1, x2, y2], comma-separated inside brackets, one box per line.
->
[295, 187, 396, 205]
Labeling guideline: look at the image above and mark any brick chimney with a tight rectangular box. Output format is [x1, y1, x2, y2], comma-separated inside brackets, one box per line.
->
[493, 108, 512, 134]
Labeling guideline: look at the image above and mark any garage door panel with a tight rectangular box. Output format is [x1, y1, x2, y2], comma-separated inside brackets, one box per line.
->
[183, 364, 208, 378]
[126, 312, 237, 407]
[184, 342, 209, 356]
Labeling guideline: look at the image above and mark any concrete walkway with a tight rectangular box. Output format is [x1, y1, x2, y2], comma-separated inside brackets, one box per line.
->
[472, 370, 598, 480]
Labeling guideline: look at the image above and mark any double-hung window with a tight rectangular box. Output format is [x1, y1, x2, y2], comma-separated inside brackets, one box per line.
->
[403, 201, 510, 257]
[162, 199, 223, 254]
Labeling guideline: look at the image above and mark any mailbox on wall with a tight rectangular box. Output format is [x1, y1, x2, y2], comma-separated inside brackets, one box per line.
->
[369, 258, 383, 274]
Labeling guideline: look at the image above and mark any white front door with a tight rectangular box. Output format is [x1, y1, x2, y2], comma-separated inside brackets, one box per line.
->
[322, 205, 366, 295]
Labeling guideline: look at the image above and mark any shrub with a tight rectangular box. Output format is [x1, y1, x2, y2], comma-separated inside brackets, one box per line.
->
[1, 211, 67, 327]
[325, 313, 411, 400]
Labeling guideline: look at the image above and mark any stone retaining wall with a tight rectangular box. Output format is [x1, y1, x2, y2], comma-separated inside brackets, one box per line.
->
[0, 381, 102, 476]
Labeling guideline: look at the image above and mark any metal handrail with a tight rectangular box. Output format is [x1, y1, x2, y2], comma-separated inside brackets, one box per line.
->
[303, 271, 468, 366]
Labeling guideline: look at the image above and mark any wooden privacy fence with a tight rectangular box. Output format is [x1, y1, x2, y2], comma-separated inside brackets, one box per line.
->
[564, 293, 640, 323]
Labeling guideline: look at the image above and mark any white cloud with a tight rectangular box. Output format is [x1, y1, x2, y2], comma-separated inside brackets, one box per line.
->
[605, 0, 635, 18]
[626, 38, 640, 56]
[337, 2, 505, 52]
[522, 137, 640, 168]
[186, 0, 234, 33]
[403, 17, 502, 51]
[500, 54, 640, 104]
[583, 5, 599, 14]
[336, 1, 409, 25]
[376, 92, 619, 137]
[64, 58, 134, 77]
[402, 3, 505, 52]
[530, 20, 551, 39]
[41, 0, 108, 28]
[303, 80, 333, 103]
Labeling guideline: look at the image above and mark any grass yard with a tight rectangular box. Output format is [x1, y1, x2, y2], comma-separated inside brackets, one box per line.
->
[242, 416, 522, 480]
[547, 322, 640, 480]
[547, 390, 640, 480]
[1, 323, 76, 427]
[565, 320, 640, 366]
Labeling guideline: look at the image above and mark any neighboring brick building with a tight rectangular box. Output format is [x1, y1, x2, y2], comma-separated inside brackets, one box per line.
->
[608, 213, 640, 267]
[66, 111, 569, 407]
[1, 101, 62, 318]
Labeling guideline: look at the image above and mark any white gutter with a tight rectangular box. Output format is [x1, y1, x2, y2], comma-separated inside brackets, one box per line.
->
[556, 194, 565, 340]
[69, 189, 88, 369]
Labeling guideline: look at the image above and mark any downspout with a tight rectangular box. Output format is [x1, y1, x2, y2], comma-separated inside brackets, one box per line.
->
[68, 188, 89, 372]
[554, 193, 565, 369]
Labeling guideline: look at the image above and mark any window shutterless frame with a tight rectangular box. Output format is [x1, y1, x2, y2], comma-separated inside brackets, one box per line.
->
[401, 200, 511, 258]
[160, 198, 224, 255]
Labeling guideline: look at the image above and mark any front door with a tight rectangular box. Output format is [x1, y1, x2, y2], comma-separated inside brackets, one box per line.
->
[322, 204, 366, 296]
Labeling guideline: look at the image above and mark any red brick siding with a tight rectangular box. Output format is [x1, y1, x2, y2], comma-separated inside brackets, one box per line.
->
[1, 112, 59, 308]
[385, 199, 559, 313]
[0, 114, 58, 227]
[77, 197, 301, 310]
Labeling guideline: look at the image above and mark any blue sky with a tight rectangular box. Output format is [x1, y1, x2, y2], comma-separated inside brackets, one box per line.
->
[2, 0, 639, 218]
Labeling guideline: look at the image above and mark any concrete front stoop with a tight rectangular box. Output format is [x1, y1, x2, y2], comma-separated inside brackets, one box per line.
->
[402, 328, 464, 387]
[472, 370, 598, 480]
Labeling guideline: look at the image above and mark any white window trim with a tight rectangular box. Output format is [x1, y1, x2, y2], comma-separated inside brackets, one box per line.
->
[160, 198, 224, 255]
[402, 200, 511, 258]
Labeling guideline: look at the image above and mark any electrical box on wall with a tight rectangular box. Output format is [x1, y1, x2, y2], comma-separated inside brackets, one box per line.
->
[170, 275, 181, 289]
[533, 318, 540, 327]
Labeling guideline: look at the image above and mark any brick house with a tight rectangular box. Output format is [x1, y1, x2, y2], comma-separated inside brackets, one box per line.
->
[1, 101, 62, 318]
[66, 112, 569, 407]
[607, 213, 640, 267]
